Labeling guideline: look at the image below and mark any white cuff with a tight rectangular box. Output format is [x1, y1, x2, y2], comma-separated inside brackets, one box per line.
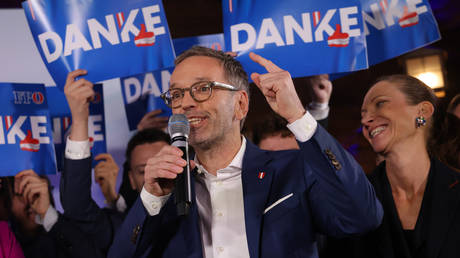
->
[308, 102, 330, 121]
[309, 101, 329, 110]
[65, 136, 91, 160]
[35, 205, 58, 232]
[286, 111, 317, 142]
[140, 187, 170, 216]
[116, 195, 128, 213]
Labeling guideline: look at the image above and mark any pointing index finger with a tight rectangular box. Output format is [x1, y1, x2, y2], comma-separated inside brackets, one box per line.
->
[249, 52, 282, 73]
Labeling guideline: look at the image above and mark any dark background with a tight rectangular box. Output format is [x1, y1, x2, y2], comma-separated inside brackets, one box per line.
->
[2, 0, 459, 173]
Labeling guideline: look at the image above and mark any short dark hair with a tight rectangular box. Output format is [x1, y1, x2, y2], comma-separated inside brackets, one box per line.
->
[175, 46, 250, 128]
[252, 114, 293, 146]
[125, 128, 170, 169]
[175, 46, 249, 96]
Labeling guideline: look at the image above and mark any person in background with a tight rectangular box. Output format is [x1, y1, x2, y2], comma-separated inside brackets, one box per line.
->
[1, 171, 98, 258]
[1, 179, 25, 258]
[251, 74, 332, 151]
[431, 93, 460, 171]
[94, 107, 170, 212]
[94, 153, 120, 209]
[447, 94, 460, 119]
[93, 129, 170, 213]
[108, 46, 382, 258]
[1, 178, 9, 220]
[325, 75, 460, 258]
[306, 74, 332, 128]
[60, 69, 171, 256]
[252, 113, 299, 151]
[0, 221, 24, 258]
[137, 109, 169, 131]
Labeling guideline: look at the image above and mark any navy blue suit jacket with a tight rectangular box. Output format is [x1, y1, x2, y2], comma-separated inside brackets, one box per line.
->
[11, 214, 101, 258]
[60, 156, 124, 256]
[108, 126, 383, 258]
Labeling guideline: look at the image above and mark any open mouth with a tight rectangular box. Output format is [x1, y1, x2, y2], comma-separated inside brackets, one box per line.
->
[188, 116, 207, 127]
[369, 126, 387, 139]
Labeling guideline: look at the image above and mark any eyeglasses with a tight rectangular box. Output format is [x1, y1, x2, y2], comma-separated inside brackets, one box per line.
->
[161, 81, 239, 108]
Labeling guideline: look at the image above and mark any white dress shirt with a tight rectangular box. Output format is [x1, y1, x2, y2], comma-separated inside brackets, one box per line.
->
[193, 138, 249, 258]
[141, 112, 317, 258]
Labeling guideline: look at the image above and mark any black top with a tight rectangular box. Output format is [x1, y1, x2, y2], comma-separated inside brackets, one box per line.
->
[379, 161, 434, 258]
[322, 158, 460, 258]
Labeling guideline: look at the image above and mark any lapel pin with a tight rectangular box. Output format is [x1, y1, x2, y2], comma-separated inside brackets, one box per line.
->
[258, 172, 265, 179]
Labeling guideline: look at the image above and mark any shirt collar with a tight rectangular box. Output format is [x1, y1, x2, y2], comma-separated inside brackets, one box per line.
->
[195, 137, 246, 175]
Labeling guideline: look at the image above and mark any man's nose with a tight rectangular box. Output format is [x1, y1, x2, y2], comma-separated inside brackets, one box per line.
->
[181, 89, 197, 110]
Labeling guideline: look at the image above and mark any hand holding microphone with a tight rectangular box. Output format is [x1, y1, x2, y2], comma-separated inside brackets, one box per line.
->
[143, 114, 193, 215]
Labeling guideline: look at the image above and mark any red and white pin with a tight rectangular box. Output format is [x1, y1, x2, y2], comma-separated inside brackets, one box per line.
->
[258, 171, 266, 179]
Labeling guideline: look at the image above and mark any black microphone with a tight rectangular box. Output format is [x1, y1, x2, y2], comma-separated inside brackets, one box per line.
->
[168, 114, 191, 216]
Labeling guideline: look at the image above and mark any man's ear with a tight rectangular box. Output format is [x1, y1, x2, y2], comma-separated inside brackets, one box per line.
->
[127, 171, 136, 191]
[234, 91, 249, 121]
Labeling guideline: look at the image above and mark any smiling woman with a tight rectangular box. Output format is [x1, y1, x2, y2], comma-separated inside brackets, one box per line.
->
[361, 75, 437, 156]
[329, 75, 460, 257]
[325, 74, 460, 258]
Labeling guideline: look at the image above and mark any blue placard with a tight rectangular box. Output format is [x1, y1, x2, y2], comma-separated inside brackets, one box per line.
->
[173, 33, 225, 55]
[22, 0, 176, 89]
[223, 0, 368, 79]
[361, 0, 440, 65]
[46, 85, 107, 170]
[120, 69, 173, 131]
[0, 83, 57, 176]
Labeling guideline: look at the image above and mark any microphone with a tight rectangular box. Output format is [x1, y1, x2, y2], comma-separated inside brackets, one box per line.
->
[168, 114, 191, 216]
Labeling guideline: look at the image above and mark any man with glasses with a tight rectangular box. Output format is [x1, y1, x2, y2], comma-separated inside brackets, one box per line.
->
[108, 46, 382, 258]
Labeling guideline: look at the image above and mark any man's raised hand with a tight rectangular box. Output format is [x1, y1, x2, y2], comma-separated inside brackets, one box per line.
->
[249, 52, 305, 123]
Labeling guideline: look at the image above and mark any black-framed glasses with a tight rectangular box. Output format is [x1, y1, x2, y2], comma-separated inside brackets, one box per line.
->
[161, 81, 239, 108]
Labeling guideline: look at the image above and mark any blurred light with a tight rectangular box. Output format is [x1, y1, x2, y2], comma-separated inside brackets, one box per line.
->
[415, 72, 442, 88]
[404, 51, 446, 98]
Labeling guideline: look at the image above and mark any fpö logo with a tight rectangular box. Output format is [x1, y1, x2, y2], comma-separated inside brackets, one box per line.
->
[13, 91, 45, 105]
[29, 4, 167, 64]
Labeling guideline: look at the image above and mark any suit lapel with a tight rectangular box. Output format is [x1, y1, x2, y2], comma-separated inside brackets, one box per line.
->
[424, 160, 460, 258]
[241, 141, 274, 258]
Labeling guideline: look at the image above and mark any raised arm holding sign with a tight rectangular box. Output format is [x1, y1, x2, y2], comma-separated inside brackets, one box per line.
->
[58, 71, 125, 255]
